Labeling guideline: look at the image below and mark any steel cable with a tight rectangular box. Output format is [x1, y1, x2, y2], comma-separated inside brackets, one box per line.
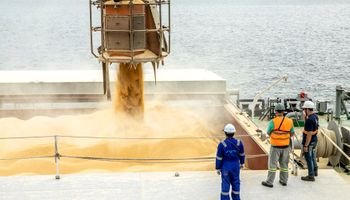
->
[0, 155, 54, 161]
[0, 134, 267, 163]
[0, 134, 251, 141]
[0, 136, 53, 140]
[59, 154, 266, 163]
[0, 154, 266, 163]
[60, 155, 215, 163]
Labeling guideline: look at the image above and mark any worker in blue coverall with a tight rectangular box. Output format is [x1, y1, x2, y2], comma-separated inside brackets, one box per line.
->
[216, 123, 245, 200]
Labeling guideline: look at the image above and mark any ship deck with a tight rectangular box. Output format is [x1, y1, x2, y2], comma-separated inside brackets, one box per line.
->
[0, 70, 349, 199]
[0, 169, 349, 200]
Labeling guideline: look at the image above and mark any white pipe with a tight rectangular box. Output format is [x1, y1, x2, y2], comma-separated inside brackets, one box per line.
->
[251, 75, 288, 120]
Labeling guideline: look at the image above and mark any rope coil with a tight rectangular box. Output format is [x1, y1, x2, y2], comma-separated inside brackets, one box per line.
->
[317, 128, 338, 158]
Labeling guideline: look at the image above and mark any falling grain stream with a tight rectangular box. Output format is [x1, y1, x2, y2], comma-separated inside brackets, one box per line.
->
[115, 63, 144, 117]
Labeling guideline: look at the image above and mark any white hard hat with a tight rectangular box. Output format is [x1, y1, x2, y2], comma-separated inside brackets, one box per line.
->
[302, 101, 315, 109]
[224, 123, 236, 134]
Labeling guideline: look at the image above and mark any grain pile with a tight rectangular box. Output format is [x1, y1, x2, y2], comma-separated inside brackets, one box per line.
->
[0, 104, 220, 175]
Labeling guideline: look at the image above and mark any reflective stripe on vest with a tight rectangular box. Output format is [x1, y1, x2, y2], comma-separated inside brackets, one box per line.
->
[270, 116, 293, 147]
[221, 140, 240, 149]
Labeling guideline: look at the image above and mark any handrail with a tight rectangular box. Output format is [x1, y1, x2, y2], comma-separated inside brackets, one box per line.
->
[0, 134, 266, 179]
[0, 135, 53, 140]
[0, 155, 54, 161]
[0, 134, 252, 141]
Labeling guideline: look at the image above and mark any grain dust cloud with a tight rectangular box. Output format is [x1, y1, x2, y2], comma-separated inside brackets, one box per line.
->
[0, 64, 222, 176]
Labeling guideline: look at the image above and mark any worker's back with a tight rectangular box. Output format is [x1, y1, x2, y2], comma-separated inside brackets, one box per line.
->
[217, 138, 244, 170]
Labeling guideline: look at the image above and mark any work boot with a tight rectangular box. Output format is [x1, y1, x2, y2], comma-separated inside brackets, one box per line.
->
[261, 181, 273, 188]
[314, 167, 318, 177]
[279, 180, 287, 186]
[301, 176, 315, 181]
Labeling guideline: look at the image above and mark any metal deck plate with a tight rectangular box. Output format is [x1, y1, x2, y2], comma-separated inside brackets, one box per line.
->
[0, 170, 349, 200]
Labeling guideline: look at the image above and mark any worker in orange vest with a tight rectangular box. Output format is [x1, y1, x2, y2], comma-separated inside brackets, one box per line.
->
[262, 103, 295, 187]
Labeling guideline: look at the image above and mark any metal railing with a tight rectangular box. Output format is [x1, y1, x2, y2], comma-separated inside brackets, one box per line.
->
[0, 134, 265, 179]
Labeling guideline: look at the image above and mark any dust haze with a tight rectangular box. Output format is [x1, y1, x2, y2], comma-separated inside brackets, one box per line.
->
[0, 92, 223, 176]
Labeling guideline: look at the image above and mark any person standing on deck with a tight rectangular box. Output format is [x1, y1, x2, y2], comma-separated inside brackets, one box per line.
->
[216, 123, 245, 200]
[262, 103, 295, 187]
[301, 101, 319, 181]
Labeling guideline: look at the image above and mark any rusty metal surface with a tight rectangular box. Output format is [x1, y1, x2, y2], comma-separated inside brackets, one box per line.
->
[222, 105, 268, 170]
[90, 0, 170, 63]
[232, 118, 268, 170]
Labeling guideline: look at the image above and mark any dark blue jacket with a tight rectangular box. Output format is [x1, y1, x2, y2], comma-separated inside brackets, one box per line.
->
[302, 113, 319, 145]
[216, 137, 245, 170]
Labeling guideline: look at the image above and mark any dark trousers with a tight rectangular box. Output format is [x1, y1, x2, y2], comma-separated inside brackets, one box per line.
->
[221, 167, 240, 200]
[304, 142, 318, 177]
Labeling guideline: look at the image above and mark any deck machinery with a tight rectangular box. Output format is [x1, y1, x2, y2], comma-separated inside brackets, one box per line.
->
[89, 0, 170, 99]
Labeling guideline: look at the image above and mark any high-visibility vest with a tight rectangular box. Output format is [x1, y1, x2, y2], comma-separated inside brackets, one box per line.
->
[270, 116, 293, 147]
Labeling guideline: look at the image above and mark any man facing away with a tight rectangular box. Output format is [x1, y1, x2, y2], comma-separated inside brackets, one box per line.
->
[301, 100, 319, 181]
[262, 103, 295, 187]
[216, 123, 245, 200]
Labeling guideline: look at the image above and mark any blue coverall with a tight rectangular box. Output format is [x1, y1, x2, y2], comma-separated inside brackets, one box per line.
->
[216, 138, 245, 200]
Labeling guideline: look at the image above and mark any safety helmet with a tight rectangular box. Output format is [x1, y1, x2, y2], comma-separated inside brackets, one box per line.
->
[275, 103, 285, 112]
[224, 123, 236, 134]
[302, 101, 315, 109]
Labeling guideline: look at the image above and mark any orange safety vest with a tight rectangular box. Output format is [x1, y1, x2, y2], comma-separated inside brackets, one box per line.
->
[270, 116, 293, 147]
